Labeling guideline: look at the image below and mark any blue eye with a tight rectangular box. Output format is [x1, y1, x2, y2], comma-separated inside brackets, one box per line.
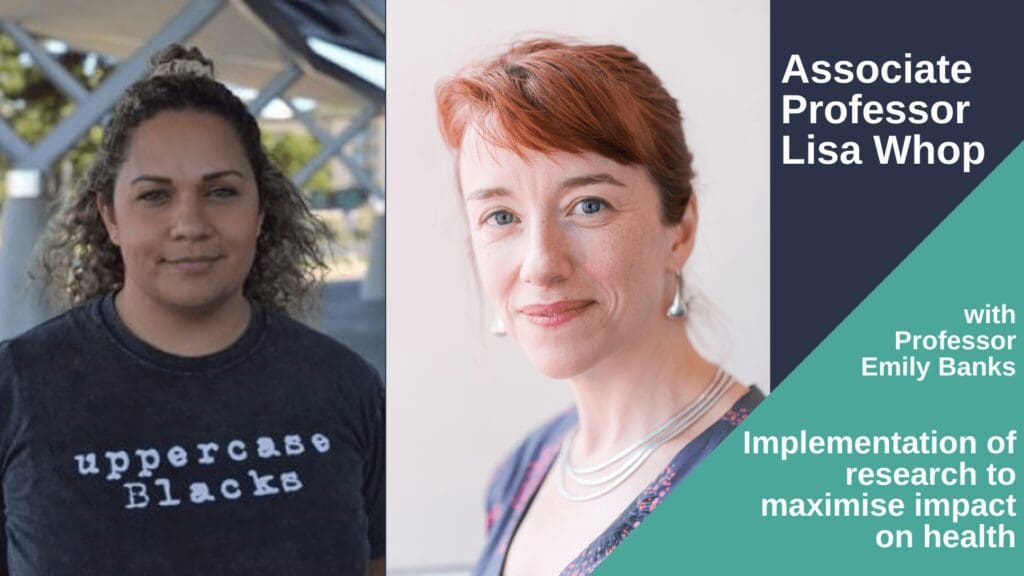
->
[488, 210, 516, 226]
[575, 199, 606, 215]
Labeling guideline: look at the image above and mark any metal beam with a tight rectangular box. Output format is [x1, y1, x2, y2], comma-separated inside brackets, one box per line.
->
[350, 0, 385, 34]
[284, 99, 384, 302]
[0, 20, 89, 104]
[15, 0, 226, 170]
[284, 99, 382, 198]
[284, 99, 330, 141]
[292, 102, 379, 188]
[0, 171, 49, 340]
[336, 150, 382, 199]
[247, 62, 301, 116]
[0, 118, 31, 162]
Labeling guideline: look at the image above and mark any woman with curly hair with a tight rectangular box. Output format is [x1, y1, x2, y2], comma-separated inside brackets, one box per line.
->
[0, 46, 384, 576]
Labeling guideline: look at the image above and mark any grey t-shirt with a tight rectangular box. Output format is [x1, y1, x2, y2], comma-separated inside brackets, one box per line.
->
[0, 295, 384, 575]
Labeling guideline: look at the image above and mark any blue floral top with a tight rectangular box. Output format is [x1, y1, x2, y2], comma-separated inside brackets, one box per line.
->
[472, 387, 764, 576]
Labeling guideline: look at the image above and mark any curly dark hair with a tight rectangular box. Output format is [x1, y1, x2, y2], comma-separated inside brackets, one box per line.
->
[37, 44, 329, 315]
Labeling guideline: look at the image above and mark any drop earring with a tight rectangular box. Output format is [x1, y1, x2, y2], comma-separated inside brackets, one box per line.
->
[491, 314, 507, 336]
[666, 269, 687, 318]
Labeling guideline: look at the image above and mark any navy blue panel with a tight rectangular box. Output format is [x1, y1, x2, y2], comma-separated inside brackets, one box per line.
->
[771, 0, 1024, 388]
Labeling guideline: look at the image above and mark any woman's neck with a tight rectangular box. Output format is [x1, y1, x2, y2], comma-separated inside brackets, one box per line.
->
[114, 283, 252, 357]
[566, 319, 718, 462]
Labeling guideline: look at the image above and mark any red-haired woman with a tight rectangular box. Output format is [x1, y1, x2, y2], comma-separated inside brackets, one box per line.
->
[437, 39, 763, 576]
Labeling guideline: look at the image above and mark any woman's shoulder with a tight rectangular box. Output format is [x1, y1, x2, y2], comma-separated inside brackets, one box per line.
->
[518, 407, 578, 455]
[484, 407, 576, 510]
[258, 307, 382, 405]
[721, 384, 765, 427]
[262, 308, 383, 394]
[1, 299, 99, 365]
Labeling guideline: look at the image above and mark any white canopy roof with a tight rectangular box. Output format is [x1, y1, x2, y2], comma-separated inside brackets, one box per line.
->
[1, 0, 366, 106]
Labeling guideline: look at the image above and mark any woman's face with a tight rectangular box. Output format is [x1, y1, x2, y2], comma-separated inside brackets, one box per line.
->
[459, 131, 694, 379]
[100, 110, 262, 315]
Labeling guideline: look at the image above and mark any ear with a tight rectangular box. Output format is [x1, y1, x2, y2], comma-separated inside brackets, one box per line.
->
[96, 193, 120, 246]
[254, 202, 266, 242]
[668, 193, 699, 271]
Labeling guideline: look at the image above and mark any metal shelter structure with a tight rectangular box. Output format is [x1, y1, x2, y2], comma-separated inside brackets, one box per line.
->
[0, 0, 385, 340]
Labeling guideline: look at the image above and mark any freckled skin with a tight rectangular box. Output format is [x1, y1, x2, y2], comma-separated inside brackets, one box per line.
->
[459, 131, 686, 379]
[458, 133, 738, 576]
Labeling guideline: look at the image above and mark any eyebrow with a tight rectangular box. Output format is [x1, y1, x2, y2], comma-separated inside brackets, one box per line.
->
[465, 187, 511, 202]
[559, 173, 626, 191]
[465, 173, 626, 201]
[130, 170, 247, 185]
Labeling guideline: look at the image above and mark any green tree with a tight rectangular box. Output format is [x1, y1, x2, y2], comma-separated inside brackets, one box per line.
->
[0, 33, 113, 206]
[262, 130, 333, 194]
[1, 33, 331, 209]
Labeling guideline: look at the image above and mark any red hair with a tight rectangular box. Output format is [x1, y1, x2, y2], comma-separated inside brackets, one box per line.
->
[436, 38, 694, 223]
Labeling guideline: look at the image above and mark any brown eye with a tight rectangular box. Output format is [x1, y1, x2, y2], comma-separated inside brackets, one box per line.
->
[207, 187, 238, 199]
[138, 189, 169, 202]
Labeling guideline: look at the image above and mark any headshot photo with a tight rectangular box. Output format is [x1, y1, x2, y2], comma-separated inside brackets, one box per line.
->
[0, 3, 384, 574]
[388, 0, 768, 574]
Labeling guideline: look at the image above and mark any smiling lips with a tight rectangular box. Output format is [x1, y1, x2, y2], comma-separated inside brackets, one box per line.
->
[518, 300, 595, 328]
[162, 255, 223, 272]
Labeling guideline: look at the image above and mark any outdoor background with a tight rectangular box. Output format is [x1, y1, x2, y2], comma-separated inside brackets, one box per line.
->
[0, 1, 385, 376]
[387, 0, 769, 573]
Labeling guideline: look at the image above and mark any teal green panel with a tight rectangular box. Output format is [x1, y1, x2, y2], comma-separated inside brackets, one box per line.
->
[596, 141, 1024, 574]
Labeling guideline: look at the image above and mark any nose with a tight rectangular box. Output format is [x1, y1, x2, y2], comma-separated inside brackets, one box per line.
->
[518, 217, 572, 286]
[169, 194, 212, 241]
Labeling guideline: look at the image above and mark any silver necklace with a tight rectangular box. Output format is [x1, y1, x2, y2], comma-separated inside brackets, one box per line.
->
[557, 368, 734, 502]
